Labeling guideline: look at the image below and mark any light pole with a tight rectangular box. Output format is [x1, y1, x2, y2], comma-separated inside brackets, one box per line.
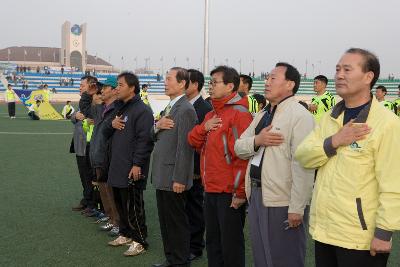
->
[239, 58, 242, 74]
[134, 57, 138, 71]
[252, 59, 255, 75]
[203, 0, 210, 75]
[305, 59, 308, 78]
[144, 57, 150, 72]
[186, 57, 190, 68]
[318, 60, 322, 74]
[160, 56, 164, 74]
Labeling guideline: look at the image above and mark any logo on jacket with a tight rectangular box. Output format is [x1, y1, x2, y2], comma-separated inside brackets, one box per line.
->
[350, 141, 362, 151]
[123, 115, 128, 123]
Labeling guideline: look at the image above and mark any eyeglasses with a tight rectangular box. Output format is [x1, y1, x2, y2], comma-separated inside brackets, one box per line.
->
[208, 80, 224, 86]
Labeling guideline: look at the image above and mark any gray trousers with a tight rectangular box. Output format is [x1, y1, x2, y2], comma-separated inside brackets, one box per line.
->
[248, 186, 308, 267]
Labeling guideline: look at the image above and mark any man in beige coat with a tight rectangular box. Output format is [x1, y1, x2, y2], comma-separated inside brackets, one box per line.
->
[234, 62, 315, 267]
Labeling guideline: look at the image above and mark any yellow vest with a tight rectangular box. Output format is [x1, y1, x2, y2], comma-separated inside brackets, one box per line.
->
[247, 95, 259, 114]
[140, 91, 150, 106]
[6, 89, 15, 102]
[83, 119, 95, 142]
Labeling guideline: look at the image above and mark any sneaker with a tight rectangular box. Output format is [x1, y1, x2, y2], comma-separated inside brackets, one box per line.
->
[95, 212, 106, 220]
[94, 216, 110, 224]
[108, 226, 119, 236]
[99, 223, 114, 231]
[123, 241, 146, 256]
[108, 236, 132, 247]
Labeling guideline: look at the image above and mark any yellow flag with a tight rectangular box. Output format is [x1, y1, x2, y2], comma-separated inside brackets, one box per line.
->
[37, 102, 63, 120]
[25, 90, 63, 120]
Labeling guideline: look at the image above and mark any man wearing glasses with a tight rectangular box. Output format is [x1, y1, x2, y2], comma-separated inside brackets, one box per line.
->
[188, 66, 252, 267]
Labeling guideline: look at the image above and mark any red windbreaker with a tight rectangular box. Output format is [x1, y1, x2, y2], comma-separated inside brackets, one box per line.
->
[187, 92, 252, 199]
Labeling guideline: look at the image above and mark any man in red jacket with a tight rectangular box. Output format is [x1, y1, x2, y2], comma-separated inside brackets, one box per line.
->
[188, 65, 252, 267]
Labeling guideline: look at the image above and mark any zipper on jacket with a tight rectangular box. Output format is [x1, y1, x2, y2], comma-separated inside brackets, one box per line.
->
[222, 133, 232, 165]
[202, 132, 209, 192]
[356, 198, 368, 230]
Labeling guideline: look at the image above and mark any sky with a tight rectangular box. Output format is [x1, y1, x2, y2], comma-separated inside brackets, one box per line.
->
[1, 0, 399, 77]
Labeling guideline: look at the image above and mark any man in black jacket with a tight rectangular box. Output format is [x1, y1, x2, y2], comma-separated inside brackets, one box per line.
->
[185, 69, 212, 261]
[107, 72, 154, 257]
[79, 77, 122, 234]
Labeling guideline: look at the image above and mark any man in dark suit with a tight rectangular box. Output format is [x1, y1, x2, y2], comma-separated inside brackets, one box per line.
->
[152, 67, 198, 267]
[185, 69, 212, 261]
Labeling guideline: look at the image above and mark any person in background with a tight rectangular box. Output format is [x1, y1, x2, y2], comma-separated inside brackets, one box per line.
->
[238, 74, 259, 115]
[71, 76, 98, 213]
[392, 85, 400, 116]
[309, 75, 336, 122]
[61, 101, 75, 119]
[375, 85, 395, 113]
[140, 84, 151, 107]
[28, 100, 41, 120]
[252, 93, 267, 111]
[5, 84, 16, 119]
[185, 69, 212, 261]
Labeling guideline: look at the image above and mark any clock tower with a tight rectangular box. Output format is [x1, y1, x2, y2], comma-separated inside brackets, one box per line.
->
[60, 21, 87, 71]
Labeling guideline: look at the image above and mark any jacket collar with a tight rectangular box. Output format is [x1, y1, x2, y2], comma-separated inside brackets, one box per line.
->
[170, 95, 188, 113]
[331, 96, 373, 123]
[264, 95, 295, 113]
[226, 92, 242, 105]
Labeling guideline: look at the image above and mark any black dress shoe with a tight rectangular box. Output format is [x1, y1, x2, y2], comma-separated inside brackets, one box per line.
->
[189, 253, 201, 261]
[71, 203, 85, 211]
[152, 261, 171, 267]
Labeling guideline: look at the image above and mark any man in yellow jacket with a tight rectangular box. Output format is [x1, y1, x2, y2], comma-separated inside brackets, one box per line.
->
[295, 48, 400, 267]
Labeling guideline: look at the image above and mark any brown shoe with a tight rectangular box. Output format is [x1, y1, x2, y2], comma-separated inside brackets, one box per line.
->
[108, 236, 132, 247]
[71, 204, 85, 211]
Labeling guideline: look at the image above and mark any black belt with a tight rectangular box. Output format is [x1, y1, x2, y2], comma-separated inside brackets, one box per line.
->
[193, 174, 201, 180]
[250, 179, 261, 188]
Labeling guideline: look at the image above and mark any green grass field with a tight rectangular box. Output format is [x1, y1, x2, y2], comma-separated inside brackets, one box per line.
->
[0, 104, 399, 267]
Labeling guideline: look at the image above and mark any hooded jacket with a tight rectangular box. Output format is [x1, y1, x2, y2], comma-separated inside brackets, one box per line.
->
[188, 92, 253, 199]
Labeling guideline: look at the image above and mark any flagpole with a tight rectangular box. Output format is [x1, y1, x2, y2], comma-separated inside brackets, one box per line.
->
[203, 0, 209, 75]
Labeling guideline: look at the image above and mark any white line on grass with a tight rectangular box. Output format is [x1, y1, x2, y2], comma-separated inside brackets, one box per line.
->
[0, 132, 71, 135]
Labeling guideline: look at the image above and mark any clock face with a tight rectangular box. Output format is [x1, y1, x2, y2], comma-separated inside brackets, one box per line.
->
[71, 24, 82, 36]
[73, 40, 80, 47]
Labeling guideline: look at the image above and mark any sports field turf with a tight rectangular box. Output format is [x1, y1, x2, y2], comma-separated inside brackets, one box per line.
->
[0, 104, 399, 266]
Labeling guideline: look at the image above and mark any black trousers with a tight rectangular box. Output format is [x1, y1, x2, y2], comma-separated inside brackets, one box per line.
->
[204, 192, 246, 267]
[76, 154, 94, 209]
[65, 109, 73, 119]
[8, 102, 15, 117]
[113, 186, 148, 248]
[315, 241, 389, 267]
[156, 190, 190, 266]
[28, 111, 40, 120]
[185, 178, 205, 256]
